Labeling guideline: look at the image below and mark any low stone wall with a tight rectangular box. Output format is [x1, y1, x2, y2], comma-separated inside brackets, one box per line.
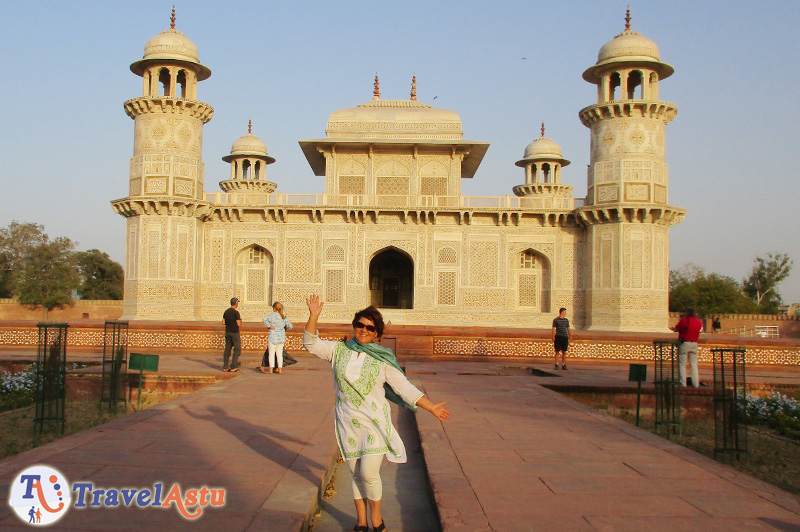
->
[0, 299, 123, 322]
[0, 320, 797, 366]
[669, 312, 800, 339]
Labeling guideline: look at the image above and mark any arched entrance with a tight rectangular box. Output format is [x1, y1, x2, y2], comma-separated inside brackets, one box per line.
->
[369, 248, 413, 309]
[235, 245, 273, 305]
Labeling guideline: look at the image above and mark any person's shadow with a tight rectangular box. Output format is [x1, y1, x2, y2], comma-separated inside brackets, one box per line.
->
[180, 404, 326, 486]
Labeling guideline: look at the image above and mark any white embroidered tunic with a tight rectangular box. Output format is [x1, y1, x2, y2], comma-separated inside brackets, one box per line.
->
[303, 331, 424, 463]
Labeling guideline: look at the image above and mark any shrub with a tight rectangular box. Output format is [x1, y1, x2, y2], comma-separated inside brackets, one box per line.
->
[0, 365, 37, 411]
[739, 391, 800, 440]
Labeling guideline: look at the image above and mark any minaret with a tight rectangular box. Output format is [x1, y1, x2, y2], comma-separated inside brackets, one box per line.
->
[577, 10, 685, 331]
[513, 123, 573, 209]
[111, 9, 214, 320]
[219, 120, 277, 204]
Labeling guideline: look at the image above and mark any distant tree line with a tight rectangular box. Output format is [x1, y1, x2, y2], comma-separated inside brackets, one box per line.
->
[670, 253, 793, 316]
[0, 221, 123, 318]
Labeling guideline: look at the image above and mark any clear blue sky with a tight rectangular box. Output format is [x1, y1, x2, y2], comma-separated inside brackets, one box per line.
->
[1, 1, 798, 302]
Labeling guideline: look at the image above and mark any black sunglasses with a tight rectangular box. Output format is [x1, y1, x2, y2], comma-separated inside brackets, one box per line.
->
[354, 322, 377, 332]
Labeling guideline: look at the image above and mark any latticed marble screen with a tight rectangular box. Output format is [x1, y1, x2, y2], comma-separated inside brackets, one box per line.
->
[437, 271, 457, 305]
[339, 175, 365, 195]
[246, 268, 267, 302]
[518, 273, 538, 307]
[421, 177, 447, 196]
[376, 176, 409, 196]
[437, 246, 458, 265]
[325, 269, 345, 303]
[325, 244, 345, 263]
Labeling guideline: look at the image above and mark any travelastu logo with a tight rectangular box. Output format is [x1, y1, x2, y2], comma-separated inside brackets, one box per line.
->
[8, 466, 70, 525]
[8, 465, 226, 525]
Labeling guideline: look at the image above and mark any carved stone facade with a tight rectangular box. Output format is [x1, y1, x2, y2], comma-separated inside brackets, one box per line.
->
[112, 13, 685, 331]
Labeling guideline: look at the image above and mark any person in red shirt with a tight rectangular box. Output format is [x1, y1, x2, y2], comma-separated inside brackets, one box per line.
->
[670, 307, 703, 387]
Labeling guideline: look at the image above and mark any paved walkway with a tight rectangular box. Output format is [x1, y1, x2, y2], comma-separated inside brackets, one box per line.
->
[0, 358, 338, 531]
[0, 355, 799, 531]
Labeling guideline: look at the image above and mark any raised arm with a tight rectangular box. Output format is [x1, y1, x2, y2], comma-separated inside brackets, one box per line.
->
[415, 395, 450, 422]
[305, 294, 324, 334]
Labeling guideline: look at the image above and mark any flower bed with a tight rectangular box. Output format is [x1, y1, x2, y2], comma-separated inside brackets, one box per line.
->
[0, 365, 36, 411]
[739, 391, 800, 440]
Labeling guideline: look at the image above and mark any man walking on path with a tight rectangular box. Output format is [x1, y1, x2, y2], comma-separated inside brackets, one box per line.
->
[223, 297, 242, 372]
[671, 307, 702, 387]
[552, 307, 571, 370]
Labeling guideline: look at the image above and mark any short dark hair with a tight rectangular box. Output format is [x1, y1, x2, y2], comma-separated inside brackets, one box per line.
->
[559, 307, 567, 313]
[686, 307, 696, 318]
[352, 306, 385, 337]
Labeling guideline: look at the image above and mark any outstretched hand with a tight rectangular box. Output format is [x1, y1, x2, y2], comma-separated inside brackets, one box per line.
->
[429, 401, 450, 422]
[415, 396, 451, 422]
[306, 294, 324, 317]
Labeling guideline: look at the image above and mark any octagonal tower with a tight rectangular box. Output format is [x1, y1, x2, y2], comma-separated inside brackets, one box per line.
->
[111, 10, 214, 320]
[577, 10, 685, 331]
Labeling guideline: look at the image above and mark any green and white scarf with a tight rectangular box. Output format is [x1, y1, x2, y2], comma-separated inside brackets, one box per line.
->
[343, 338, 418, 412]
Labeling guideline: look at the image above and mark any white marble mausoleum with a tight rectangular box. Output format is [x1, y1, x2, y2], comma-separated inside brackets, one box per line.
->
[111, 10, 685, 331]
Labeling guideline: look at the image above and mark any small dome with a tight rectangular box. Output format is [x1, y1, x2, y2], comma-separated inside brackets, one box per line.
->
[231, 133, 268, 156]
[598, 29, 661, 65]
[523, 136, 563, 160]
[222, 131, 275, 164]
[130, 28, 211, 81]
[583, 12, 673, 83]
[515, 128, 570, 168]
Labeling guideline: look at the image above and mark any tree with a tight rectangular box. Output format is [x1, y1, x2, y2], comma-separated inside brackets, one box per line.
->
[16, 236, 80, 319]
[670, 264, 757, 316]
[742, 253, 793, 314]
[0, 221, 47, 298]
[76, 249, 124, 300]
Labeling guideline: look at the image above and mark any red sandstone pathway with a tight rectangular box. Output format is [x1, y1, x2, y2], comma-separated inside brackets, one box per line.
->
[0, 358, 338, 531]
[411, 362, 800, 532]
[1, 356, 800, 531]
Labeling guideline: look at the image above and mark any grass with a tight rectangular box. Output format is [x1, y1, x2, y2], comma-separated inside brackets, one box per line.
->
[578, 398, 800, 496]
[0, 391, 168, 461]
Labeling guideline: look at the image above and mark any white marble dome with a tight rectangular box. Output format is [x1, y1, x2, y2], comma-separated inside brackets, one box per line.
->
[327, 99, 463, 140]
[222, 132, 275, 164]
[515, 129, 570, 168]
[583, 13, 673, 82]
[231, 133, 268, 157]
[131, 28, 211, 81]
[598, 29, 661, 65]
[523, 136, 563, 160]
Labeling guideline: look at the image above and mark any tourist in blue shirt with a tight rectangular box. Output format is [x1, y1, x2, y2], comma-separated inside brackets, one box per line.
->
[260, 302, 292, 374]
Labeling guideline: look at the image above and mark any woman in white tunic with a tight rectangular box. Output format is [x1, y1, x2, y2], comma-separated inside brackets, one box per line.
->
[303, 294, 450, 532]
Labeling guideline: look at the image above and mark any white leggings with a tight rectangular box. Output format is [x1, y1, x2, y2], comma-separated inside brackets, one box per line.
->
[268, 342, 285, 368]
[347, 453, 384, 501]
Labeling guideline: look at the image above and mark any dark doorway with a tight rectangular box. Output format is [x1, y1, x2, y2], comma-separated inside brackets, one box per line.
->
[369, 249, 413, 309]
[383, 277, 399, 307]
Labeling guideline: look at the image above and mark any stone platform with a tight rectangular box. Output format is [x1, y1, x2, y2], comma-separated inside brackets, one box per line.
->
[0, 354, 799, 531]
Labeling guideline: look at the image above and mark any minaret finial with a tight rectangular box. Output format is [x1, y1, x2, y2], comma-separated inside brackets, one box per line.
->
[373, 73, 380, 100]
[248, 119, 252, 134]
[411, 75, 417, 101]
[170, 6, 176, 29]
[541, 122, 545, 137]
[625, 6, 631, 30]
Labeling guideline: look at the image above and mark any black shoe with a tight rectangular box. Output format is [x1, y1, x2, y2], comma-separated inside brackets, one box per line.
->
[562, 364, 567, 370]
[554, 364, 560, 370]
[353, 526, 368, 532]
[373, 521, 386, 532]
